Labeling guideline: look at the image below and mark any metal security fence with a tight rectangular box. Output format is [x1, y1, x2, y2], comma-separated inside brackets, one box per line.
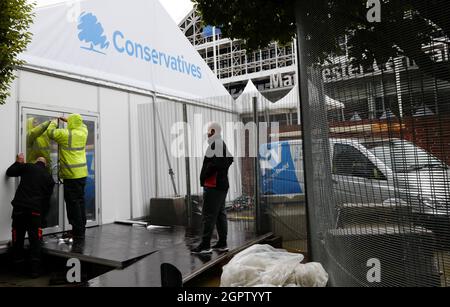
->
[296, 0, 450, 286]
[234, 90, 306, 252]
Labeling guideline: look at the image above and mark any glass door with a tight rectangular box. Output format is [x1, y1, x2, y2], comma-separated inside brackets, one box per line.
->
[21, 108, 100, 233]
[62, 113, 99, 228]
[21, 109, 64, 234]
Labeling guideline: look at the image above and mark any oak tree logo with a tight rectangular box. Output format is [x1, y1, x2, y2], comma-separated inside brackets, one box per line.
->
[78, 12, 110, 55]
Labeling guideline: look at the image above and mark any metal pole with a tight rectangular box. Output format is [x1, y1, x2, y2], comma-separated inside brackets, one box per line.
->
[394, 57, 404, 118]
[295, 3, 314, 260]
[182, 103, 192, 226]
[152, 95, 159, 198]
[293, 37, 302, 125]
[253, 96, 262, 234]
[154, 102, 179, 196]
[213, 26, 218, 76]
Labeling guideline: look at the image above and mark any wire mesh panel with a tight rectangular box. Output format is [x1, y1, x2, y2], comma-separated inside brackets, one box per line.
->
[296, 0, 450, 286]
[233, 89, 306, 252]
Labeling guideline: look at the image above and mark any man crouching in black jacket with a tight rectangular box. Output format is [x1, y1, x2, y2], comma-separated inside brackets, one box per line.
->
[192, 122, 234, 254]
[6, 153, 55, 277]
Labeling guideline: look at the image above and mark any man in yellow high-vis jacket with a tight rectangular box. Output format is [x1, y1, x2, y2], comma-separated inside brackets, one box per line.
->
[47, 114, 88, 241]
[26, 118, 52, 170]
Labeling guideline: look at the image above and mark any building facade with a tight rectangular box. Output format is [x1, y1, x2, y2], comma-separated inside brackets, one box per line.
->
[179, 8, 297, 102]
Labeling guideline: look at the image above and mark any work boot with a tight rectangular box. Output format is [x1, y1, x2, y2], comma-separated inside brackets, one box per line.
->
[30, 260, 42, 279]
[71, 237, 85, 253]
[191, 243, 212, 254]
[212, 241, 229, 252]
[58, 232, 73, 244]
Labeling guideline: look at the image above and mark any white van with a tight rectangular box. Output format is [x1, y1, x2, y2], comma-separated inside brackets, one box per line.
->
[260, 138, 450, 219]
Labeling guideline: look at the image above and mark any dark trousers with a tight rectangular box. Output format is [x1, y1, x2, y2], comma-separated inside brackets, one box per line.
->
[11, 207, 42, 265]
[200, 188, 228, 247]
[64, 178, 87, 238]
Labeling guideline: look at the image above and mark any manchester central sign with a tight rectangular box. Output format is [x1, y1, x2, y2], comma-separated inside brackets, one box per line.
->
[322, 42, 449, 83]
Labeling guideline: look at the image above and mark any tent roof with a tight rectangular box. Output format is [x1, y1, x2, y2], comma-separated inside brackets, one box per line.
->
[271, 84, 345, 111]
[268, 85, 298, 111]
[20, 0, 230, 100]
[308, 80, 345, 110]
[325, 95, 345, 110]
[235, 79, 272, 111]
[235, 81, 344, 114]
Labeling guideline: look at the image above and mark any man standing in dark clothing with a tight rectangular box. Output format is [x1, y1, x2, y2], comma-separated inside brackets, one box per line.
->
[6, 153, 55, 277]
[192, 122, 234, 254]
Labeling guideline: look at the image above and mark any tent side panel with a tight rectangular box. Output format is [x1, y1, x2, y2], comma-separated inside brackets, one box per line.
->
[19, 71, 98, 113]
[99, 88, 131, 223]
[133, 94, 156, 218]
[154, 97, 186, 197]
[0, 79, 18, 243]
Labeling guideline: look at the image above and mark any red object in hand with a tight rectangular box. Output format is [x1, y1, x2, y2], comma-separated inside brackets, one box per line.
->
[204, 172, 217, 188]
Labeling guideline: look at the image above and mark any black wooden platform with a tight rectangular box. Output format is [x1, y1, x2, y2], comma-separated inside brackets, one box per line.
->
[39, 220, 269, 286]
[42, 224, 187, 268]
[86, 221, 270, 287]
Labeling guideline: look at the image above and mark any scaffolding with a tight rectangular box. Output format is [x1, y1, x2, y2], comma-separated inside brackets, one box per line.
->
[179, 8, 297, 100]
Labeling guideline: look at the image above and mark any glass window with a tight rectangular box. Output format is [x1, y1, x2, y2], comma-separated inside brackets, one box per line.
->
[84, 119, 96, 222]
[333, 144, 386, 180]
[364, 140, 447, 173]
[25, 113, 60, 228]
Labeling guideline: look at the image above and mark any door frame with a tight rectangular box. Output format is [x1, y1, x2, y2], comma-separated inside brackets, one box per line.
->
[20, 108, 64, 235]
[62, 112, 100, 229]
[19, 102, 101, 233]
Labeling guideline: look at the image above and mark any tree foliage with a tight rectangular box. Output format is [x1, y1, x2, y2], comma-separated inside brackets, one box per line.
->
[0, 0, 35, 105]
[194, 0, 450, 82]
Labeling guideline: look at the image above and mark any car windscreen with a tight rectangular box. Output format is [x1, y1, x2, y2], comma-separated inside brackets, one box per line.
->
[364, 140, 447, 173]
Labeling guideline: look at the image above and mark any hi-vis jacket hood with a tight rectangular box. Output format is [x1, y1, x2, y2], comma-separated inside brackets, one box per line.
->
[67, 114, 83, 130]
[47, 114, 88, 179]
[26, 117, 51, 167]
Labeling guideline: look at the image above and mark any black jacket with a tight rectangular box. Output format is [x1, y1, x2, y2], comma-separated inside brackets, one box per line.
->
[200, 137, 234, 191]
[6, 161, 55, 214]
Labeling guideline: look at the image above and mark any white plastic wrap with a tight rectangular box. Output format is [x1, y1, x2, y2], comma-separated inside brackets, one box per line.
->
[292, 262, 329, 287]
[220, 244, 328, 287]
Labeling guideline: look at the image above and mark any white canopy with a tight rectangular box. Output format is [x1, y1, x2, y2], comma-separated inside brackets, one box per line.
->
[235, 80, 272, 113]
[325, 94, 345, 110]
[235, 80, 344, 114]
[20, 0, 230, 100]
[268, 85, 299, 111]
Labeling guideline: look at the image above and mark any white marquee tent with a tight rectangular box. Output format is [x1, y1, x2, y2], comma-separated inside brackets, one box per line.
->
[20, 0, 230, 101]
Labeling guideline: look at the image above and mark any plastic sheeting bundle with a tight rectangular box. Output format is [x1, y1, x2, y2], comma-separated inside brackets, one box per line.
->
[220, 244, 328, 287]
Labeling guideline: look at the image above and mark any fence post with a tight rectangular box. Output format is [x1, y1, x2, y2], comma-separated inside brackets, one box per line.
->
[295, 4, 315, 260]
[252, 97, 262, 234]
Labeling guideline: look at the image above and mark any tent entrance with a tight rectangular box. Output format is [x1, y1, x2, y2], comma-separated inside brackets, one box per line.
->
[20, 107, 99, 234]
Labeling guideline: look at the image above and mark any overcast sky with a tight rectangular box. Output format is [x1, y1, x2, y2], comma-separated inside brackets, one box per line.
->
[30, 0, 193, 23]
